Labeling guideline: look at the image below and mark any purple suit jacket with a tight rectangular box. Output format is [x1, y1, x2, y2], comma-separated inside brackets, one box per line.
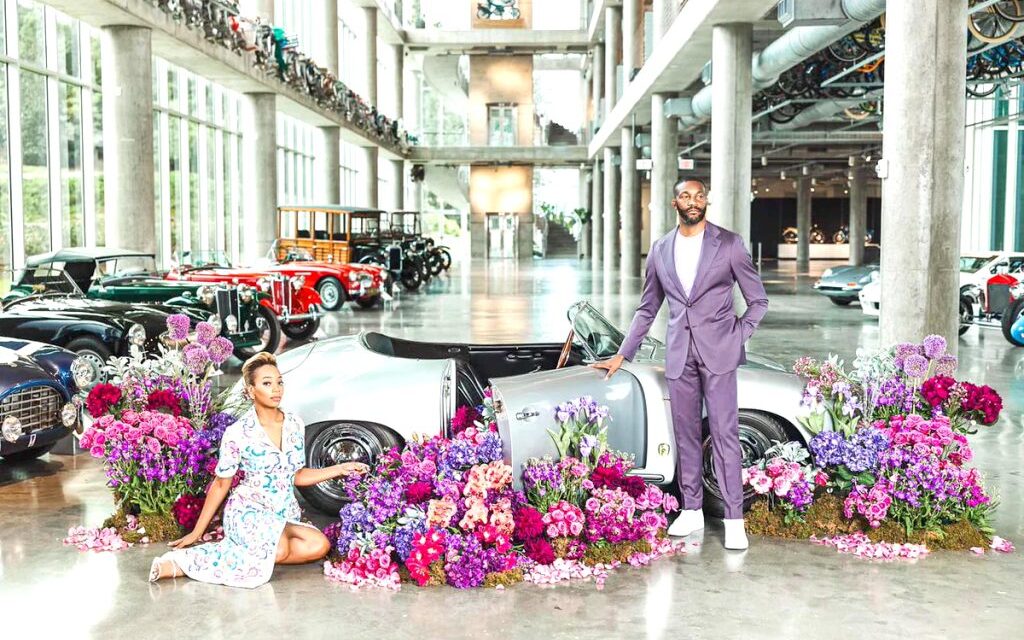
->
[618, 222, 768, 377]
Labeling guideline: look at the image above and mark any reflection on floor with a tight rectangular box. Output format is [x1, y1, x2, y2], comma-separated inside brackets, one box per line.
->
[2, 258, 1022, 638]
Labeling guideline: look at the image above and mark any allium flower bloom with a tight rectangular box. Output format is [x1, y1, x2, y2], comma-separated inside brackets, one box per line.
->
[166, 314, 191, 341]
[934, 354, 958, 377]
[902, 354, 929, 379]
[921, 334, 947, 360]
[182, 343, 211, 376]
[207, 337, 234, 365]
[195, 321, 218, 347]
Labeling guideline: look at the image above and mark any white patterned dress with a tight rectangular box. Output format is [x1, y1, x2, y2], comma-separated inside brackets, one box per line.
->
[170, 408, 318, 588]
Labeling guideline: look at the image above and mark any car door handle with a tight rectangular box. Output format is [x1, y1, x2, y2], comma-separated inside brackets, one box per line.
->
[506, 352, 542, 361]
[515, 409, 540, 421]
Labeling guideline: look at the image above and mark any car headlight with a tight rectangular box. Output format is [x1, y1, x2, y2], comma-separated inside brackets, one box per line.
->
[71, 356, 99, 389]
[2, 416, 23, 443]
[225, 315, 238, 332]
[348, 272, 358, 282]
[128, 323, 147, 347]
[290, 275, 305, 291]
[822, 268, 833, 278]
[198, 285, 215, 305]
[61, 402, 78, 428]
[238, 284, 255, 303]
[207, 313, 222, 333]
[257, 277, 271, 293]
[869, 270, 880, 282]
[859, 274, 872, 284]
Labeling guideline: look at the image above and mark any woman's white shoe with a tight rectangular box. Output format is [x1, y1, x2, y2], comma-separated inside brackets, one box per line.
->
[148, 553, 180, 582]
[668, 509, 704, 537]
[723, 519, 749, 550]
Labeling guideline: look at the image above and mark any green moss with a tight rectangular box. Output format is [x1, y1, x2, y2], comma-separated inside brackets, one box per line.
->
[135, 513, 183, 543]
[582, 539, 651, 566]
[483, 569, 524, 588]
[746, 496, 990, 551]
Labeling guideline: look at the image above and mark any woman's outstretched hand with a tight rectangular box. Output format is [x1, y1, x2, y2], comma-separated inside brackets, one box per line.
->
[168, 530, 203, 549]
[590, 354, 625, 380]
[336, 462, 370, 477]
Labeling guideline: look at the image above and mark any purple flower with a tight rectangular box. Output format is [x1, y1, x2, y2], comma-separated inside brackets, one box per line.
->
[809, 431, 846, 467]
[208, 337, 234, 365]
[935, 355, 958, 377]
[580, 434, 598, 459]
[195, 322, 218, 347]
[922, 335, 946, 360]
[902, 354, 929, 379]
[166, 314, 191, 341]
[182, 343, 211, 376]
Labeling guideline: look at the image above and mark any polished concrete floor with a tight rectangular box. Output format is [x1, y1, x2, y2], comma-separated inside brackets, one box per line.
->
[2, 258, 1023, 639]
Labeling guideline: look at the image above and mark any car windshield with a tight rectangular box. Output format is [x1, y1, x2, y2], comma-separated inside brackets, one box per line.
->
[179, 250, 232, 269]
[10, 267, 83, 297]
[98, 255, 158, 278]
[960, 256, 991, 272]
[568, 301, 662, 360]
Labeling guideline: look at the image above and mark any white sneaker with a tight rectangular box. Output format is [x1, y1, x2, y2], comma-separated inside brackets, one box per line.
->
[723, 519, 749, 550]
[668, 509, 704, 537]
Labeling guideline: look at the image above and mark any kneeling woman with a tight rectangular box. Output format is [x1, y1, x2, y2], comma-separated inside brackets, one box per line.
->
[149, 352, 367, 588]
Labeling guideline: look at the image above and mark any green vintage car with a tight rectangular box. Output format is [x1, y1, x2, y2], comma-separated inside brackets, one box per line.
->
[10, 248, 280, 359]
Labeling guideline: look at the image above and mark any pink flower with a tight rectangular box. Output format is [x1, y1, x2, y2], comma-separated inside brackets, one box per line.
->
[546, 524, 559, 538]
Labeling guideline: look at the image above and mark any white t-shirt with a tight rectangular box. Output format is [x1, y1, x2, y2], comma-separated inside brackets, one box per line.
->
[675, 229, 704, 296]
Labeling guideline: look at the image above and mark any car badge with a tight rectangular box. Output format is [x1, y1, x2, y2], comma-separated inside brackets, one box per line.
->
[658, 443, 670, 456]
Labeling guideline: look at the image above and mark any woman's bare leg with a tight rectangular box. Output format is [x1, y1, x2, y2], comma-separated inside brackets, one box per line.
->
[275, 524, 331, 565]
[151, 557, 183, 581]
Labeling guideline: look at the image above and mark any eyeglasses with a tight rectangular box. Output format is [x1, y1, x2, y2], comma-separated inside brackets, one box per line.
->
[676, 192, 707, 202]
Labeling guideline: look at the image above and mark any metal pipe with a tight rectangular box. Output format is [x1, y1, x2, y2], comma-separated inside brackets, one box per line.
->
[770, 90, 882, 130]
[676, 0, 886, 125]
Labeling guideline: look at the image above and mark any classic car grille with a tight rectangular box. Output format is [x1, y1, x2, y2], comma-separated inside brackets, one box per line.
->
[0, 385, 62, 435]
[270, 275, 293, 314]
[413, 240, 426, 253]
[215, 287, 242, 332]
[358, 274, 373, 287]
[987, 283, 1011, 314]
[387, 246, 403, 271]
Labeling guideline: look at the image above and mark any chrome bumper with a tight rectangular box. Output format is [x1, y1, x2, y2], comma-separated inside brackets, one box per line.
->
[280, 305, 324, 323]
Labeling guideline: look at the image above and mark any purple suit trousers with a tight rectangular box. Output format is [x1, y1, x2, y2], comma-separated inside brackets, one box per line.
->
[618, 222, 768, 518]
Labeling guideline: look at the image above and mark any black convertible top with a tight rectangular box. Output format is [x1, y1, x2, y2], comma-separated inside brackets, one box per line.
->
[26, 247, 154, 265]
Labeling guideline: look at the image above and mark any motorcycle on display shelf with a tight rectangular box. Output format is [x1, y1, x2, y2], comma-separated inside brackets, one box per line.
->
[810, 225, 826, 244]
[781, 227, 799, 244]
[477, 0, 521, 21]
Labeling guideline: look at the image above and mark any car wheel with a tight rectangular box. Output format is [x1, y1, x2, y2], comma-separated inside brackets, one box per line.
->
[959, 298, 973, 336]
[401, 266, 422, 291]
[439, 248, 452, 271]
[316, 277, 345, 312]
[1002, 298, 1024, 346]
[428, 252, 444, 276]
[235, 306, 281, 359]
[65, 338, 112, 384]
[1, 443, 57, 462]
[356, 294, 380, 309]
[299, 421, 401, 514]
[700, 411, 789, 518]
[829, 297, 853, 306]
[281, 317, 320, 341]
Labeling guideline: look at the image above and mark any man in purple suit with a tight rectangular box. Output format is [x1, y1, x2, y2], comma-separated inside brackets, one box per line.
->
[592, 178, 768, 550]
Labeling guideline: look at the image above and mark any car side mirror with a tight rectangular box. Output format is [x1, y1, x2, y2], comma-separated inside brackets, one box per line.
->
[995, 263, 1010, 275]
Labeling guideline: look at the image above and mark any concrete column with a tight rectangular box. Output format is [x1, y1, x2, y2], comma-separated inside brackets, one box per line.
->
[318, 0, 340, 204]
[241, 93, 278, 263]
[708, 23, 753, 241]
[365, 147, 379, 208]
[393, 44, 405, 121]
[796, 177, 811, 271]
[848, 167, 867, 266]
[649, 93, 677, 244]
[604, 7, 620, 118]
[318, 127, 341, 203]
[392, 159, 405, 209]
[620, 127, 640, 279]
[591, 44, 604, 129]
[653, 0, 671, 41]
[101, 26, 155, 255]
[603, 147, 620, 271]
[591, 158, 604, 265]
[879, 2, 967, 351]
[365, 7, 378, 105]
[580, 168, 592, 259]
[622, 0, 638, 86]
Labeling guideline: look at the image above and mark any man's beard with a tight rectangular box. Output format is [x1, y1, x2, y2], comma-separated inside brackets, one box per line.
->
[678, 206, 706, 227]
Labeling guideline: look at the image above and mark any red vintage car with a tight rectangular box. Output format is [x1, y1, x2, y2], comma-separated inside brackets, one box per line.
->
[960, 271, 1021, 337]
[264, 244, 387, 311]
[167, 252, 324, 343]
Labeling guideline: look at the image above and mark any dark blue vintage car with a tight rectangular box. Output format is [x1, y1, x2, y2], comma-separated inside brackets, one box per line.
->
[0, 337, 80, 462]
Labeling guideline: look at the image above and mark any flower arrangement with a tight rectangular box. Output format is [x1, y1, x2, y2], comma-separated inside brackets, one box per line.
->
[746, 336, 1012, 556]
[323, 393, 684, 590]
[72, 314, 237, 543]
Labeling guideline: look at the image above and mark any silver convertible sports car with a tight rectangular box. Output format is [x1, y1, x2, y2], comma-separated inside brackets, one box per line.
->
[268, 302, 814, 515]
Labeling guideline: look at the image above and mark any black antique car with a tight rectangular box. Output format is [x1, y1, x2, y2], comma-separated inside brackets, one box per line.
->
[16, 248, 277, 359]
[0, 337, 80, 462]
[0, 267, 197, 379]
